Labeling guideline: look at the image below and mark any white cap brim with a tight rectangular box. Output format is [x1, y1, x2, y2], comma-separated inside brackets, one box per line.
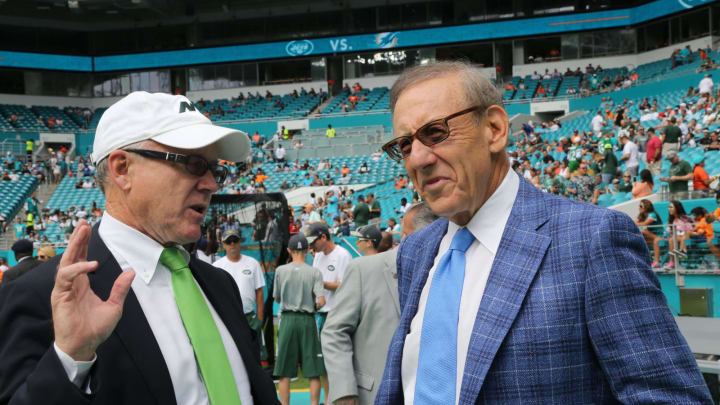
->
[152, 122, 250, 162]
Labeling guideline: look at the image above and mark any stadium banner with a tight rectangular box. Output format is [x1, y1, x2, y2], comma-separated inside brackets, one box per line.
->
[0, 50, 92, 71]
[91, 0, 710, 71]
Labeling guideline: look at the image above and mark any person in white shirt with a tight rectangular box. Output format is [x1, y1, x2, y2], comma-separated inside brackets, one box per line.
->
[275, 144, 286, 162]
[619, 134, 639, 177]
[213, 230, 267, 362]
[698, 73, 714, 95]
[0, 91, 280, 405]
[306, 223, 352, 404]
[590, 111, 605, 135]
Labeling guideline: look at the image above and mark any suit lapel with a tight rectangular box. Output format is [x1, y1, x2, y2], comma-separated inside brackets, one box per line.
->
[457, 178, 551, 405]
[382, 250, 401, 317]
[87, 224, 177, 405]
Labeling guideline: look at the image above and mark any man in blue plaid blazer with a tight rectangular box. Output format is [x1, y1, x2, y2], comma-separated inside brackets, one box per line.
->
[376, 61, 712, 404]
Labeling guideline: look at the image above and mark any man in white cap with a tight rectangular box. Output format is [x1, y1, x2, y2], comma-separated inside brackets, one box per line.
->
[0, 92, 280, 405]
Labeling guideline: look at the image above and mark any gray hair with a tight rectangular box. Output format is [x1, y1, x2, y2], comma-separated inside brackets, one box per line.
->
[389, 61, 503, 121]
[407, 201, 438, 232]
[95, 140, 150, 194]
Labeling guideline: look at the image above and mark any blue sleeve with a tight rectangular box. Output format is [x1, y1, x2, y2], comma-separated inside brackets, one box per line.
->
[585, 210, 712, 403]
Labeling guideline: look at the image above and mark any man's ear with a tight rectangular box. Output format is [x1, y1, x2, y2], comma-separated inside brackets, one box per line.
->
[485, 105, 509, 154]
[108, 150, 132, 192]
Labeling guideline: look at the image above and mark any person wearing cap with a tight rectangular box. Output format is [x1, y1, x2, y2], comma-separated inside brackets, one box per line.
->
[374, 61, 710, 405]
[307, 222, 352, 403]
[213, 229, 267, 362]
[599, 139, 617, 185]
[351, 225, 382, 256]
[273, 233, 326, 405]
[2, 239, 40, 284]
[660, 150, 693, 201]
[0, 92, 279, 405]
[691, 155, 713, 198]
[37, 246, 57, 262]
[322, 203, 437, 405]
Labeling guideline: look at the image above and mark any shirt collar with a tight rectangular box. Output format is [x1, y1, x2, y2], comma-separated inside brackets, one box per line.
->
[98, 211, 190, 285]
[447, 168, 519, 255]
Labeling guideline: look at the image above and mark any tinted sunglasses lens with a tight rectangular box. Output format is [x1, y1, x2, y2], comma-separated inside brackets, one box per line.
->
[225, 237, 240, 244]
[185, 155, 209, 176]
[397, 138, 413, 159]
[212, 165, 228, 184]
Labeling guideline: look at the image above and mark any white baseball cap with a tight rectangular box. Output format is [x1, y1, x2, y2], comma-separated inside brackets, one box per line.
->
[92, 91, 250, 164]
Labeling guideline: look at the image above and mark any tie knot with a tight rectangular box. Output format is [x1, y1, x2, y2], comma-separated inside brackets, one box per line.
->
[159, 247, 188, 272]
[450, 228, 474, 253]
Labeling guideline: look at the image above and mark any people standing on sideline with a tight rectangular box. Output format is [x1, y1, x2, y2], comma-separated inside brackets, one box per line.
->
[307, 223, 352, 405]
[213, 229, 267, 362]
[274, 234, 326, 405]
[1, 239, 40, 284]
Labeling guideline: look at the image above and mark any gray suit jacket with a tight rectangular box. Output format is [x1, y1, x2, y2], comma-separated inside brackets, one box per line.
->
[321, 249, 400, 405]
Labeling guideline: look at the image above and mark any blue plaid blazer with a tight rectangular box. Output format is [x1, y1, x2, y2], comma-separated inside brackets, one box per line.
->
[375, 177, 712, 404]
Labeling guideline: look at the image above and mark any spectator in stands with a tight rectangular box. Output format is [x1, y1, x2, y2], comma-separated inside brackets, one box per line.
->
[569, 162, 594, 202]
[599, 141, 617, 184]
[619, 134, 639, 177]
[293, 139, 304, 149]
[635, 199, 663, 268]
[661, 151, 692, 200]
[590, 111, 605, 135]
[698, 73, 714, 95]
[394, 174, 408, 189]
[565, 85, 576, 95]
[689, 207, 720, 261]
[632, 169, 654, 200]
[692, 155, 713, 198]
[371, 149, 382, 162]
[275, 144, 286, 162]
[367, 193, 381, 225]
[530, 71, 540, 80]
[666, 200, 692, 264]
[352, 195, 370, 227]
[395, 197, 410, 215]
[644, 128, 662, 176]
[662, 117, 682, 156]
[358, 162, 371, 174]
[326, 124, 336, 138]
[504, 82, 515, 91]
[252, 131, 261, 146]
[617, 172, 634, 192]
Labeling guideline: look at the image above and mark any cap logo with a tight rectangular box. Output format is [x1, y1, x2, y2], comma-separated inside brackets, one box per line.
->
[297, 242, 302, 249]
[179, 101, 198, 113]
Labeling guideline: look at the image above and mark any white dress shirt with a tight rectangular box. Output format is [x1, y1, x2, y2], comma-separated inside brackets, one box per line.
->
[56, 212, 254, 405]
[401, 169, 519, 405]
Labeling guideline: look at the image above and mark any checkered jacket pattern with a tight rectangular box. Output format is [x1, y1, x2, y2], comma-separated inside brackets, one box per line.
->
[375, 176, 712, 404]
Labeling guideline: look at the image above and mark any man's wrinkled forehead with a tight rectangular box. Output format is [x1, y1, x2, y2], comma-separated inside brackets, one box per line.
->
[392, 75, 463, 138]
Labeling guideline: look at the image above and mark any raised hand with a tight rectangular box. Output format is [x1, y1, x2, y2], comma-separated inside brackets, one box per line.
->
[51, 220, 135, 361]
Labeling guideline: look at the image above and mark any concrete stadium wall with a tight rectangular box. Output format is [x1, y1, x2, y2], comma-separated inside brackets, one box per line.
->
[309, 113, 393, 132]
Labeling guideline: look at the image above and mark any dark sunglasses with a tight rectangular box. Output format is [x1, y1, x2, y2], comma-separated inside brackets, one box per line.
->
[124, 149, 228, 185]
[382, 106, 485, 162]
[224, 237, 241, 244]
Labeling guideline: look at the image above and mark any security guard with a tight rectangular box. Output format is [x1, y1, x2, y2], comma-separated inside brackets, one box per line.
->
[273, 234, 326, 405]
[25, 139, 34, 163]
[326, 124, 336, 138]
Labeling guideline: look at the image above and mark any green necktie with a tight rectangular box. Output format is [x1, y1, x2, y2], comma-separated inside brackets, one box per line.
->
[160, 247, 242, 405]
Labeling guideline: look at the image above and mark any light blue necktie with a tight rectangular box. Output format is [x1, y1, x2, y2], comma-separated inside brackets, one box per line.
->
[414, 227, 475, 405]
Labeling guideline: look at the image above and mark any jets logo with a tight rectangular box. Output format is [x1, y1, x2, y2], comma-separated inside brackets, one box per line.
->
[242, 269, 252, 275]
[328, 265, 335, 272]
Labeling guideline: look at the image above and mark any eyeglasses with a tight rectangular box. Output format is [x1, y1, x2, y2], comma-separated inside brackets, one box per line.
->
[224, 237, 241, 244]
[38, 255, 47, 260]
[382, 106, 485, 162]
[124, 149, 228, 185]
